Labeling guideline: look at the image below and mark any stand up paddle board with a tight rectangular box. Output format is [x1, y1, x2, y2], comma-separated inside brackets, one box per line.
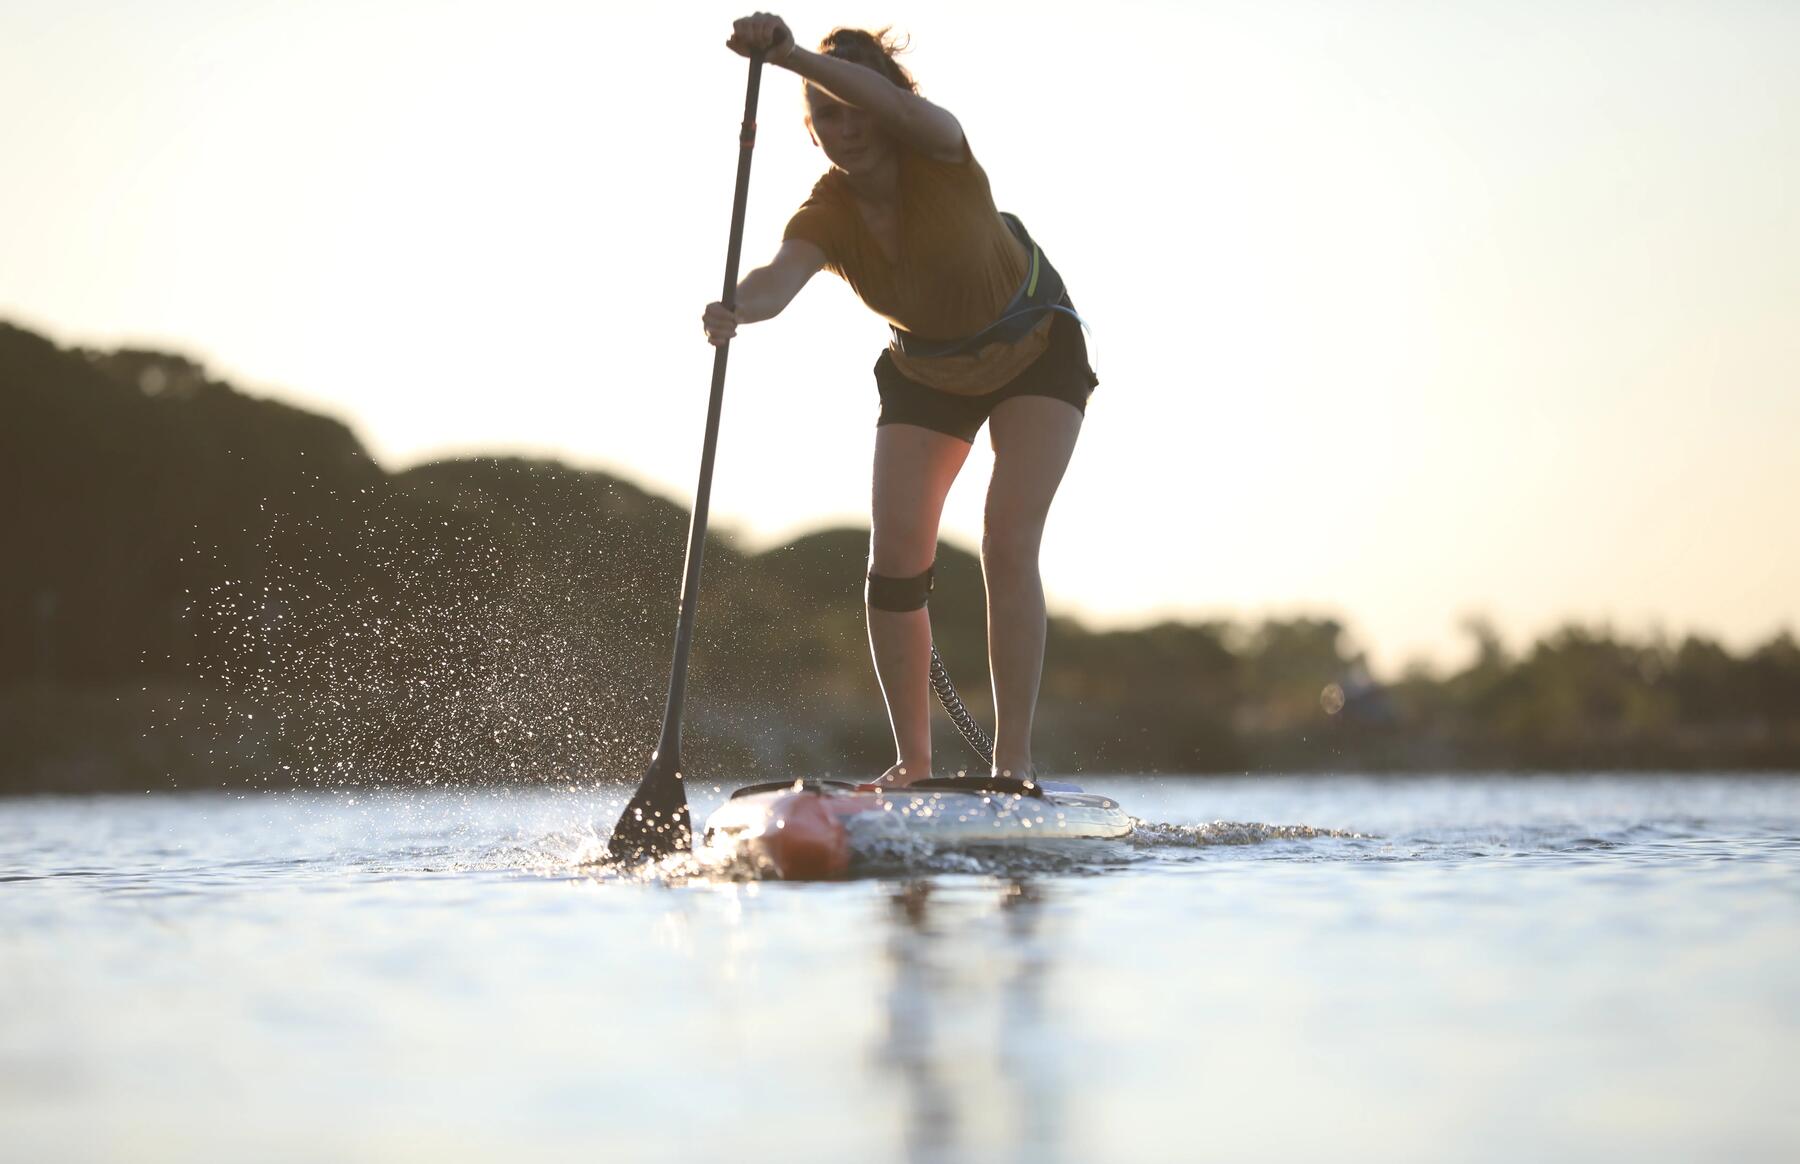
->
[700, 776, 1132, 879]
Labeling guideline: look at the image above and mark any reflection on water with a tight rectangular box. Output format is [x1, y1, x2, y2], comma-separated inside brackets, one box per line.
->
[875, 881, 1065, 1164]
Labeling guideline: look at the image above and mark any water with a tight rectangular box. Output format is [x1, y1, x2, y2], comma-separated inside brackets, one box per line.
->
[3, 774, 1797, 1163]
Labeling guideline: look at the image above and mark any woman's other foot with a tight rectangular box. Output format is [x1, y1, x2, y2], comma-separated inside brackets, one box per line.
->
[992, 764, 1038, 786]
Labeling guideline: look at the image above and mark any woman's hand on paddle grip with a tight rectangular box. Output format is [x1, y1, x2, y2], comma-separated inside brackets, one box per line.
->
[701, 301, 739, 347]
[727, 12, 793, 64]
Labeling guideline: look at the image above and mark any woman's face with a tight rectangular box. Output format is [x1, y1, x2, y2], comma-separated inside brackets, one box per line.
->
[805, 87, 890, 176]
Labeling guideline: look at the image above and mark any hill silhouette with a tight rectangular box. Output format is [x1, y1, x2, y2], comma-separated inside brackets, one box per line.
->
[2, 319, 1796, 791]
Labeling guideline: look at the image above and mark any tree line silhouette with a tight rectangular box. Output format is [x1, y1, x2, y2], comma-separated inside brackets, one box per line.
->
[3, 320, 1795, 792]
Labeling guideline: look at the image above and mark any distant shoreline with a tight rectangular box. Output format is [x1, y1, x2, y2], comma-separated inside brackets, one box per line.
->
[5, 320, 1798, 792]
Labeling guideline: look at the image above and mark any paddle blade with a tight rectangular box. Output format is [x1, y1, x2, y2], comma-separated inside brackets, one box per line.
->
[606, 749, 693, 865]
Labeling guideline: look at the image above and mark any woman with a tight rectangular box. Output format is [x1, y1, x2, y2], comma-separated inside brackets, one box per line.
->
[703, 14, 1097, 787]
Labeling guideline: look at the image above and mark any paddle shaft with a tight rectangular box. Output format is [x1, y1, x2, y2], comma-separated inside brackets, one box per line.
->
[608, 53, 766, 863]
[654, 53, 766, 768]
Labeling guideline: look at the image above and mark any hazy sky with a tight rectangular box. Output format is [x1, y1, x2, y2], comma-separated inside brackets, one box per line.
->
[3, 0, 1795, 670]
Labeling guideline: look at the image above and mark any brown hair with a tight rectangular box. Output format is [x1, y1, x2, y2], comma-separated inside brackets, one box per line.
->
[817, 26, 917, 93]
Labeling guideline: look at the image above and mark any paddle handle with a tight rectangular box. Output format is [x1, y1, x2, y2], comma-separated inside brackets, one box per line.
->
[653, 52, 765, 764]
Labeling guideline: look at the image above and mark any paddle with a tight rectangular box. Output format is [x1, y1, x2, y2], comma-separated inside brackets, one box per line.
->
[607, 51, 767, 865]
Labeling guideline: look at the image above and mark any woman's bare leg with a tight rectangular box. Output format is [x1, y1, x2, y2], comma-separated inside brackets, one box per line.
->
[982, 396, 1083, 779]
[868, 422, 972, 785]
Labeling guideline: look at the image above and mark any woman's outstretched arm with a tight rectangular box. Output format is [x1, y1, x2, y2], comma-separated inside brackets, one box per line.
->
[702, 238, 827, 346]
[727, 13, 965, 161]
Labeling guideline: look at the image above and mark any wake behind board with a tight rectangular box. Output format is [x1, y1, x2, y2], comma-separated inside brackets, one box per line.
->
[700, 776, 1133, 880]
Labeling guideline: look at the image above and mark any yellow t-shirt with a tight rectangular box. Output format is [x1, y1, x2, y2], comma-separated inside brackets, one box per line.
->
[782, 141, 1054, 396]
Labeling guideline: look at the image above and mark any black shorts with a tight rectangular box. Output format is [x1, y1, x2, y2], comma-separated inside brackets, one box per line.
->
[874, 305, 1097, 444]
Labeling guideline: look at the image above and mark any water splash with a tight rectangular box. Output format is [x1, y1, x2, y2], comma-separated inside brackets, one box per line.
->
[187, 467, 670, 793]
[1127, 818, 1371, 847]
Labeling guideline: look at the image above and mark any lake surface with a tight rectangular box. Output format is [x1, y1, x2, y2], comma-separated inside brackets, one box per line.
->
[3, 774, 1798, 1163]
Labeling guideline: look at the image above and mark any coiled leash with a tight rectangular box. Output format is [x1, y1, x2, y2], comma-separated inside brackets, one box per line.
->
[930, 644, 994, 767]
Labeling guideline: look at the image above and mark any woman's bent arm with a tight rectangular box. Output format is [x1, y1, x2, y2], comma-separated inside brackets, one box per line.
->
[783, 47, 964, 160]
[702, 238, 826, 346]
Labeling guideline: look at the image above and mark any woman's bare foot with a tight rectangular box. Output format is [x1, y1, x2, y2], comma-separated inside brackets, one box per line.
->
[868, 762, 929, 788]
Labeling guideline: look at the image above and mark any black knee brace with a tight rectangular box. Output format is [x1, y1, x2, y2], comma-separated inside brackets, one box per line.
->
[867, 564, 935, 612]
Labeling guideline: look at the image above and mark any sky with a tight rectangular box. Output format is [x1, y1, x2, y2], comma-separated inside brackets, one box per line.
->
[2, 0, 1795, 672]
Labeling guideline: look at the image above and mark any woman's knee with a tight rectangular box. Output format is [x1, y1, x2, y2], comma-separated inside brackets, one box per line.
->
[981, 520, 1043, 580]
[869, 518, 938, 576]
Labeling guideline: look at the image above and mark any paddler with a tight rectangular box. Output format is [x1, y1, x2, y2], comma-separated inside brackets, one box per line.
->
[702, 14, 1097, 788]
